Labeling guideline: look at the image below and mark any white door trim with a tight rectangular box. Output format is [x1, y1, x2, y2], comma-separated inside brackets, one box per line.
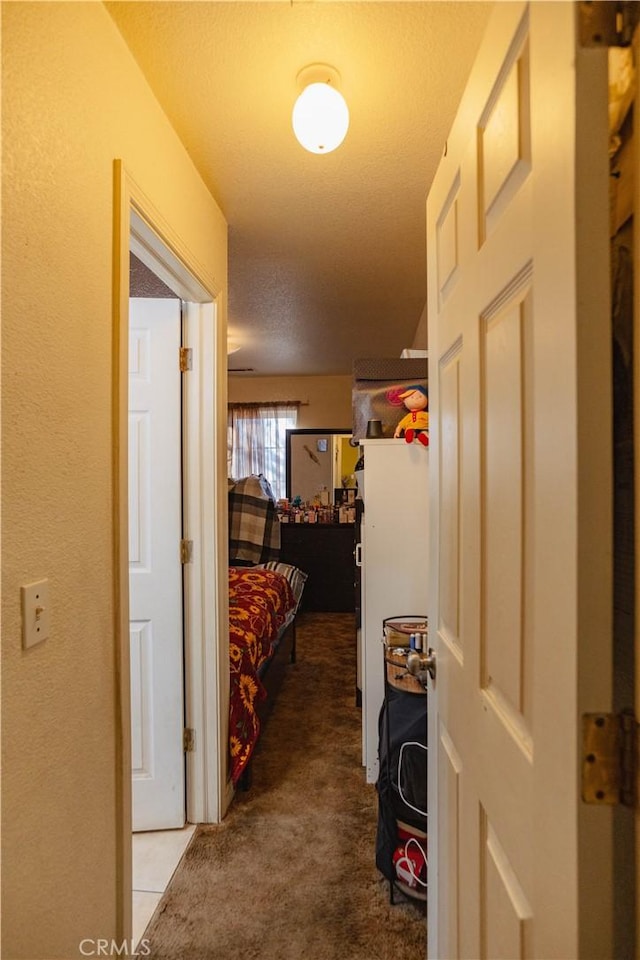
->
[182, 300, 233, 822]
[113, 160, 229, 938]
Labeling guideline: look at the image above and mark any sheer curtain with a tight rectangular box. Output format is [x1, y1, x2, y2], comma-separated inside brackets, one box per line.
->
[228, 402, 298, 500]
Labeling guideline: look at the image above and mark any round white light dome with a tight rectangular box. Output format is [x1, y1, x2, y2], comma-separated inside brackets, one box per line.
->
[292, 82, 349, 155]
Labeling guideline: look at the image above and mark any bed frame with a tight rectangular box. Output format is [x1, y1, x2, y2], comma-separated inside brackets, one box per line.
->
[238, 619, 297, 791]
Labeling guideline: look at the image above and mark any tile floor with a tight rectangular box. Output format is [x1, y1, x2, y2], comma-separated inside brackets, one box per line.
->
[132, 824, 196, 947]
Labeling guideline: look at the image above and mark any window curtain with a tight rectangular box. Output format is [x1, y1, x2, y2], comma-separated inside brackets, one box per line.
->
[228, 402, 298, 500]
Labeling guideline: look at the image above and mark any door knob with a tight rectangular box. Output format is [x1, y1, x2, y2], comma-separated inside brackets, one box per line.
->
[424, 648, 436, 680]
[407, 647, 436, 682]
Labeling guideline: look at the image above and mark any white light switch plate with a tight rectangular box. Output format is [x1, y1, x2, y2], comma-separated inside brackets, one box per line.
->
[21, 579, 50, 649]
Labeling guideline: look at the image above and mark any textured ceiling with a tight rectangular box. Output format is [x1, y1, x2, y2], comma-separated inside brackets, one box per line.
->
[130, 253, 178, 299]
[106, 1, 492, 376]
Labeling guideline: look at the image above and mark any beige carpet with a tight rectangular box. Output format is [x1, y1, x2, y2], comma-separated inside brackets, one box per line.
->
[142, 612, 427, 959]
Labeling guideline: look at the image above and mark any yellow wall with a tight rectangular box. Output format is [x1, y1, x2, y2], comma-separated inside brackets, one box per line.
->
[1, 4, 227, 958]
[228, 374, 353, 430]
[340, 438, 360, 483]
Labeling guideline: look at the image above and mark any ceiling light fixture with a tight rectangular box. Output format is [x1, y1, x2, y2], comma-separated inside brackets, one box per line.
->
[292, 64, 349, 155]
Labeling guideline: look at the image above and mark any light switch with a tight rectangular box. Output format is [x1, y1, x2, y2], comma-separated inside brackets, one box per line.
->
[21, 579, 50, 649]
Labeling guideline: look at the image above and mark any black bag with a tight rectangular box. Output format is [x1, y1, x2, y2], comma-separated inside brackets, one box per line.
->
[375, 684, 427, 882]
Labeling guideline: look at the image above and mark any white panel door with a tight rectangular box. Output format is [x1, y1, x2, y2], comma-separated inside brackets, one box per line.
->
[129, 297, 185, 832]
[427, 4, 612, 959]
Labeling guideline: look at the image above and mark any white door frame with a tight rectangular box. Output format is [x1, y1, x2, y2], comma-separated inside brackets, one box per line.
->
[113, 160, 230, 937]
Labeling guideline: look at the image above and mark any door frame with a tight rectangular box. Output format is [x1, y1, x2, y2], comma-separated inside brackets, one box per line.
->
[113, 160, 230, 937]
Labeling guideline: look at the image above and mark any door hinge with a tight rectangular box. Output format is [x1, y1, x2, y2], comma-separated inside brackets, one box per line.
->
[183, 728, 195, 752]
[579, 1, 640, 47]
[179, 346, 192, 372]
[180, 539, 193, 564]
[581, 710, 638, 806]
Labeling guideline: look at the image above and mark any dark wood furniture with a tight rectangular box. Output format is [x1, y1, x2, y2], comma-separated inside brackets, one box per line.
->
[279, 522, 355, 612]
[238, 620, 296, 791]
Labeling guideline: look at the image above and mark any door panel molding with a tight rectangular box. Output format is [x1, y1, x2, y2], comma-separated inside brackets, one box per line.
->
[427, 4, 613, 957]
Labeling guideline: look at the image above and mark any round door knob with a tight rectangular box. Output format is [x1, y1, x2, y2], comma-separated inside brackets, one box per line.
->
[424, 648, 436, 680]
[406, 647, 436, 681]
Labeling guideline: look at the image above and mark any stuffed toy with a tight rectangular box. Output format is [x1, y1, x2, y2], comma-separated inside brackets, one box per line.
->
[393, 385, 428, 446]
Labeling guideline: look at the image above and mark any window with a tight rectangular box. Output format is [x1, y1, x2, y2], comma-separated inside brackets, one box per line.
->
[228, 402, 298, 500]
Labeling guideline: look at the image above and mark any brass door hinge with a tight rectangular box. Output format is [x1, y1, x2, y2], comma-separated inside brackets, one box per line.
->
[581, 711, 638, 806]
[183, 728, 195, 753]
[180, 539, 193, 564]
[579, 1, 640, 47]
[179, 347, 193, 372]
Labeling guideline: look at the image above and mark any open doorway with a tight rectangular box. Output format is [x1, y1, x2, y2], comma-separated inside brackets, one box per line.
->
[113, 161, 230, 940]
[127, 261, 193, 941]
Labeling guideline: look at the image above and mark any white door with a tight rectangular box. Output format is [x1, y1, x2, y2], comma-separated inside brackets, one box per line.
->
[427, 4, 613, 958]
[129, 297, 185, 831]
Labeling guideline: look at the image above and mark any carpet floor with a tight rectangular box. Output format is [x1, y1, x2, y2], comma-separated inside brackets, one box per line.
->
[142, 611, 427, 960]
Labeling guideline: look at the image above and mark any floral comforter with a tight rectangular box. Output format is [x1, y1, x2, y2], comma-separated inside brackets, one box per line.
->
[228, 566, 296, 784]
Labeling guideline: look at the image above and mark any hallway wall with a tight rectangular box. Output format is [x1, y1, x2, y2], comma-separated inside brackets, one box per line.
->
[1, 4, 227, 958]
[228, 374, 353, 428]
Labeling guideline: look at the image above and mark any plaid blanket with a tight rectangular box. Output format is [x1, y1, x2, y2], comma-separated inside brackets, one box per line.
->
[228, 475, 281, 564]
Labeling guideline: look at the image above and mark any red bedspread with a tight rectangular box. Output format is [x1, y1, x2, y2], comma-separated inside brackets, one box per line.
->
[229, 566, 296, 785]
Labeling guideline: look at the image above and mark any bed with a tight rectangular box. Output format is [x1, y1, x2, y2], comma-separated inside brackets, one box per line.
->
[228, 562, 307, 788]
